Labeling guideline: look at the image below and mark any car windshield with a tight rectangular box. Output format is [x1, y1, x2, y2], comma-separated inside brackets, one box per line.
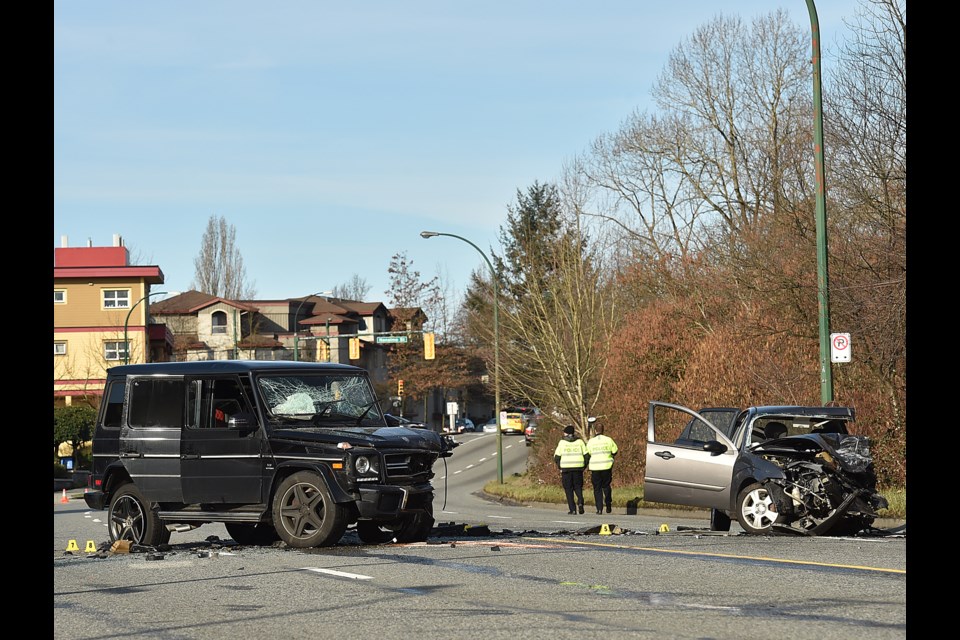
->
[257, 373, 383, 425]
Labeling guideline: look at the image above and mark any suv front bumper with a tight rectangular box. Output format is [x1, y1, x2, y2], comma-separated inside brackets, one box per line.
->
[357, 483, 434, 520]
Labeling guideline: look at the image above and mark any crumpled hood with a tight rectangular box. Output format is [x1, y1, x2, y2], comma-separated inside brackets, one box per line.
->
[270, 424, 445, 451]
[754, 433, 875, 474]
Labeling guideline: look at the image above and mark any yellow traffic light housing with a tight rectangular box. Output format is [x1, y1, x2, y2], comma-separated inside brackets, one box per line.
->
[398, 379, 404, 395]
[423, 332, 435, 360]
[349, 337, 360, 360]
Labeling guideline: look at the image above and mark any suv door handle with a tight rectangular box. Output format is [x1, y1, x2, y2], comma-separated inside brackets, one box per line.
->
[182, 454, 200, 460]
[119, 452, 143, 458]
[655, 451, 675, 460]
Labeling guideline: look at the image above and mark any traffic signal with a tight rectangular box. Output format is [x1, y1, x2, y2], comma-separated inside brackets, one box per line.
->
[318, 340, 329, 362]
[423, 332, 435, 360]
[398, 379, 404, 396]
[349, 337, 360, 360]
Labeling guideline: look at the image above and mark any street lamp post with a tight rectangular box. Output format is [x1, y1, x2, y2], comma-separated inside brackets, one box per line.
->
[805, 0, 833, 404]
[293, 291, 331, 361]
[420, 231, 503, 484]
[123, 290, 177, 365]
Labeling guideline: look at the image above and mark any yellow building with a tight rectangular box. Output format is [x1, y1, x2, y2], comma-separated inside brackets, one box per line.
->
[53, 234, 170, 407]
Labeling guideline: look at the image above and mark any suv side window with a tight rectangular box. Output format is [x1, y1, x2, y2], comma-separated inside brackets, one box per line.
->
[186, 377, 251, 429]
[128, 378, 185, 428]
[101, 380, 125, 429]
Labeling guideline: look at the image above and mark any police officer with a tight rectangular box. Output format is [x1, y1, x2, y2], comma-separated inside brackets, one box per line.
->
[554, 425, 589, 515]
[586, 420, 618, 514]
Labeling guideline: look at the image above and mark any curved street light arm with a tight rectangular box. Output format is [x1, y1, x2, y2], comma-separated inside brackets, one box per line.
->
[421, 230, 503, 484]
[123, 291, 173, 365]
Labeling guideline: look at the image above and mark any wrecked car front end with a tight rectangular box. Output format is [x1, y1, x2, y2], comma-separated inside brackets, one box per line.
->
[745, 433, 889, 536]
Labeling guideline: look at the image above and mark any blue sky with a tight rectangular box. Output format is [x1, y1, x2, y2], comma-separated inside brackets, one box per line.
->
[54, 0, 859, 304]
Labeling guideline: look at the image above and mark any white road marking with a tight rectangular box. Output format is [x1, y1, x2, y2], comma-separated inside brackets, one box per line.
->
[465, 464, 474, 469]
[486, 515, 512, 519]
[478, 457, 488, 462]
[302, 567, 373, 580]
[453, 469, 463, 474]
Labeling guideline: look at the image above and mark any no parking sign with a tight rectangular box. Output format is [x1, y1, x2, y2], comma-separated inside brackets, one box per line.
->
[830, 333, 851, 363]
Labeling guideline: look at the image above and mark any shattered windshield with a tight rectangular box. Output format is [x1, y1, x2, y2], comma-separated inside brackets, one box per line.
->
[257, 373, 383, 425]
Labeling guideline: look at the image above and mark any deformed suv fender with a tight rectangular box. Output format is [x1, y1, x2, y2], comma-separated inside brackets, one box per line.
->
[83, 461, 131, 511]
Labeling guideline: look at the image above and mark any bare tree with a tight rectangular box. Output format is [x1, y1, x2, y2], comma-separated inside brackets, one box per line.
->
[191, 215, 257, 299]
[499, 210, 616, 436]
[331, 274, 371, 301]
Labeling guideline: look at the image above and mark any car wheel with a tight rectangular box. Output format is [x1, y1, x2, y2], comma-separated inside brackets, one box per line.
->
[709, 508, 732, 532]
[356, 521, 397, 544]
[108, 482, 171, 547]
[393, 503, 434, 543]
[736, 483, 778, 534]
[225, 523, 280, 546]
[272, 471, 349, 548]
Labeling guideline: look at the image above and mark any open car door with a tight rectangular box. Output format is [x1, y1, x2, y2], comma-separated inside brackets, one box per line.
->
[643, 402, 738, 511]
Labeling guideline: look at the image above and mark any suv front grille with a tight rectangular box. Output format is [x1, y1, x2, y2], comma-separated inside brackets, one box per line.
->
[383, 451, 436, 481]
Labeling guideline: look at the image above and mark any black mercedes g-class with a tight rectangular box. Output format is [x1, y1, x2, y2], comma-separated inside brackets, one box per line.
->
[84, 360, 457, 548]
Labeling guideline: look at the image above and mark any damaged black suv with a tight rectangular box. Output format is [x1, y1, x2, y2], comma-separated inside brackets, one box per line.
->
[643, 402, 888, 536]
[84, 361, 457, 548]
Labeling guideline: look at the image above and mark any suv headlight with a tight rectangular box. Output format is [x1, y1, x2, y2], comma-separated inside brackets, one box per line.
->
[354, 454, 380, 479]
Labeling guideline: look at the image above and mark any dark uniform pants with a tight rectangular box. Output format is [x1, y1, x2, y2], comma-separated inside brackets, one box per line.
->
[561, 469, 585, 511]
[591, 468, 613, 510]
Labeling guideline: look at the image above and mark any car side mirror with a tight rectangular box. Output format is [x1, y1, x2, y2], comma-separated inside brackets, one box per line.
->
[702, 440, 728, 456]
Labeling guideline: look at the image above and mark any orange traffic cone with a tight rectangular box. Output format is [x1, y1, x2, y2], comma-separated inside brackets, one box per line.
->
[60, 488, 69, 503]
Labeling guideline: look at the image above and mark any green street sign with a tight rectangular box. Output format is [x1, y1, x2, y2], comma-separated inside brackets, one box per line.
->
[376, 335, 408, 344]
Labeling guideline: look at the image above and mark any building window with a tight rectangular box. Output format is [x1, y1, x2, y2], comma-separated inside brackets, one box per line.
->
[104, 341, 128, 361]
[54, 290, 66, 304]
[211, 310, 227, 334]
[103, 289, 131, 309]
[54, 342, 67, 356]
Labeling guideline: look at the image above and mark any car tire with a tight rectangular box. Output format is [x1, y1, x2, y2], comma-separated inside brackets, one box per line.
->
[272, 471, 349, 548]
[735, 483, 778, 534]
[108, 482, 171, 547]
[356, 521, 397, 544]
[709, 508, 732, 532]
[393, 503, 434, 543]
[225, 522, 280, 546]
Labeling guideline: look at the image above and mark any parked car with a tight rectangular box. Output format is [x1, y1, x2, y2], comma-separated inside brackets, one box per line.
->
[455, 418, 476, 433]
[523, 422, 537, 446]
[643, 402, 888, 536]
[481, 418, 498, 433]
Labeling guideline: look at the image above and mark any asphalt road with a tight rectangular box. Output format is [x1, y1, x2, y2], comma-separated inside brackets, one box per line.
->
[54, 432, 907, 639]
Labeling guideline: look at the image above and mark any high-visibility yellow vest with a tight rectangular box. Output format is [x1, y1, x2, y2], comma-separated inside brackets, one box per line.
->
[587, 434, 618, 470]
[554, 438, 588, 469]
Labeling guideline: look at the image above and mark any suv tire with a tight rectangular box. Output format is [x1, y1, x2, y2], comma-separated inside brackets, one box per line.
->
[393, 503, 434, 543]
[108, 482, 171, 547]
[356, 521, 397, 544]
[272, 471, 349, 548]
